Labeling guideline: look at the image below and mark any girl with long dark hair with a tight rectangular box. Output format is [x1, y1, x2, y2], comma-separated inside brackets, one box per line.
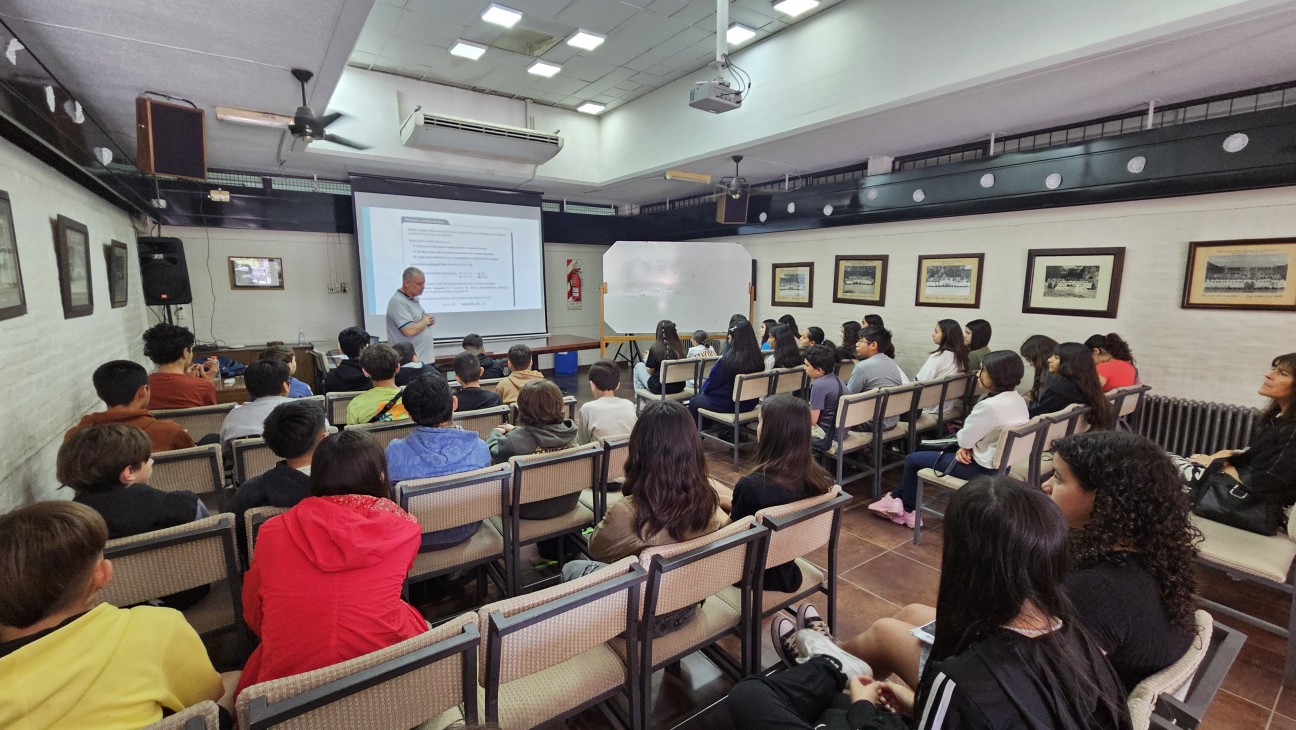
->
[759, 319, 778, 351]
[837, 321, 861, 362]
[731, 477, 1130, 729]
[689, 319, 766, 420]
[729, 395, 834, 591]
[914, 319, 969, 416]
[778, 314, 801, 338]
[963, 319, 993, 371]
[1084, 332, 1138, 391]
[765, 323, 803, 370]
[1029, 341, 1113, 429]
[633, 319, 684, 395]
[799, 325, 834, 353]
[1020, 334, 1059, 403]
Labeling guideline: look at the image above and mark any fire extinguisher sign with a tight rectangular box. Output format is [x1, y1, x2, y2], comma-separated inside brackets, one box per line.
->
[566, 259, 582, 310]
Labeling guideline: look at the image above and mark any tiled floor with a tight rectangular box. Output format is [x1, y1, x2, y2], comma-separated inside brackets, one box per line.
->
[410, 367, 1295, 729]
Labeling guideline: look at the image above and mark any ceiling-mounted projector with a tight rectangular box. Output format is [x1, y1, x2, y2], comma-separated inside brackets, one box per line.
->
[689, 80, 742, 113]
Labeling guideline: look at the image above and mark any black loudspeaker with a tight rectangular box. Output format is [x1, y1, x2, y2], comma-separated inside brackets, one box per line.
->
[716, 191, 750, 224]
[137, 237, 193, 305]
[136, 97, 207, 180]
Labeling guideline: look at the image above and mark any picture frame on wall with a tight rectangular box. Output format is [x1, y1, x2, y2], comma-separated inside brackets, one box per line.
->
[54, 214, 93, 319]
[832, 254, 888, 306]
[1022, 247, 1125, 318]
[0, 190, 27, 322]
[105, 240, 129, 308]
[1182, 238, 1296, 311]
[771, 261, 813, 308]
[915, 253, 984, 308]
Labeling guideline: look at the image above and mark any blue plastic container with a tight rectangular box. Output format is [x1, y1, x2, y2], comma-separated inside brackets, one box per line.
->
[554, 351, 579, 376]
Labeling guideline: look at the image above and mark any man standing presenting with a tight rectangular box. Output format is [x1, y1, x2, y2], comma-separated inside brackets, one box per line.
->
[387, 267, 436, 364]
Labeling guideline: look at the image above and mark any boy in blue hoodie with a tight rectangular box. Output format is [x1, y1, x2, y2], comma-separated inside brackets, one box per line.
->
[385, 375, 490, 551]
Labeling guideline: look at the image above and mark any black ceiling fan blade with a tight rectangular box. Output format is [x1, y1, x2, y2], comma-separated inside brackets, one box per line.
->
[322, 133, 368, 150]
[317, 111, 343, 128]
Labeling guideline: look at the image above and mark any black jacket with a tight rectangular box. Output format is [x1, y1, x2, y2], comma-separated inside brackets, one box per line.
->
[323, 358, 372, 394]
[478, 354, 507, 380]
[75, 483, 198, 539]
[1233, 414, 1296, 501]
[456, 386, 503, 412]
[1029, 375, 1088, 418]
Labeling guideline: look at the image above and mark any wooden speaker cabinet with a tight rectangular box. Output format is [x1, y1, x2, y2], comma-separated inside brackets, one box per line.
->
[136, 97, 207, 180]
[716, 192, 749, 224]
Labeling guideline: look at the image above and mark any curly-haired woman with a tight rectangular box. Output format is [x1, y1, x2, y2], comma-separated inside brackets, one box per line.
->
[844, 430, 1199, 692]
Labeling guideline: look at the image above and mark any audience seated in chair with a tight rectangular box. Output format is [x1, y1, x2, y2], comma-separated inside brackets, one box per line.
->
[778, 314, 801, 339]
[322, 326, 373, 395]
[1027, 342, 1112, 429]
[463, 333, 507, 380]
[386, 375, 491, 551]
[759, 318, 777, 351]
[487, 380, 578, 519]
[236, 430, 428, 699]
[142, 323, 218, 409]
[451, 350, 502, 412]
[688, 319, 765, 422]
[837, 321, 862, 363]
[1086, 332, 1139, 392]
[391, 342, 427, 387]
[687, 329, 717, 358]
[634, 319, 685, 395]
[764, 324, 803, 371]
[220, 359, 294, 445]
[804, 345, 846, 456]
[494, 344, 543, 405]
[230, 400, 327, 548]
[964, 319, 993, 373]
[259, 343, 313, 397]
[845, 327, 909, 431]
[1019, 333, 1059, 404]
[65, 360, 194, 452]
[577, 360, 636, 446]
[800, 326, 835, 354]
[914, 319, 969, 416]
[0, 502, 226, 729]
[345, 344, 409, 425]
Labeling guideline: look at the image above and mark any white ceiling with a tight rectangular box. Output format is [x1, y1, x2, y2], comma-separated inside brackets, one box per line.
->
[349, 0, 842, 113]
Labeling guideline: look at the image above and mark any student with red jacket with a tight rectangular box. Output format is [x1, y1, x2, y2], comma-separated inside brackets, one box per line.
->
[236, 430, 427, 698]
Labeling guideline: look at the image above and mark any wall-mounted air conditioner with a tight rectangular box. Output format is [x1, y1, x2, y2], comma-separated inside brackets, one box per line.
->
[399, 111, 563, 164]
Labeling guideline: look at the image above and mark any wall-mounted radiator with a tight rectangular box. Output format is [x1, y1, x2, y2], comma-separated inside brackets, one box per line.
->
[1135, 395, 1258, 456]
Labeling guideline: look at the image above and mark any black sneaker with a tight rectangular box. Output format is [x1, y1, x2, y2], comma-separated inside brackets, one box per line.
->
[770, 615, 798, 669]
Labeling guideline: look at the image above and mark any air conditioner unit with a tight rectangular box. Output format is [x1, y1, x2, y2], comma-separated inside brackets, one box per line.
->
[400, 112, 563, 164]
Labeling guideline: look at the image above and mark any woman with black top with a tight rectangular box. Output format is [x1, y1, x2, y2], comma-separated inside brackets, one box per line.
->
[728, 395, 835, 592]
[1029, 341, 1112, 430]
[837, 321, 861, 363]
[765, 324, 804, 370]
[633, 319, 685, 395]
[689, 319, 766, 421]
[730, 477, 1130, 730]
[1020, 333, 1059, 403]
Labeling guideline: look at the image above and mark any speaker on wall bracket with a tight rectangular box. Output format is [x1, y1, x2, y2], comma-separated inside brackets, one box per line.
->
[137, 237, 193, 305]
[136, 97, 207, 181]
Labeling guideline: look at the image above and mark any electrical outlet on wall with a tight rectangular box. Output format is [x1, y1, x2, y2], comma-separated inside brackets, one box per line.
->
[327, 283, 337, 293]
[340, 282, 348, 293]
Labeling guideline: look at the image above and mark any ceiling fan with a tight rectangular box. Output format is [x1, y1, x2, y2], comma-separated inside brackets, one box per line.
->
[214, 68, 368, 150]
[715, 155, 749, 199]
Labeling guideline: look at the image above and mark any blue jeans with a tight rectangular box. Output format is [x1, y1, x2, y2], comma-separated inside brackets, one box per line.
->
[892, 449, 995, 512]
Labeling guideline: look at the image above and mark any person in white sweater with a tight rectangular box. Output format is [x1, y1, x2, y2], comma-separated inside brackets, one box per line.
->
[913, 318, 970, 415]
[870, 350, 1029, 528]
[577, 360, 637, 445]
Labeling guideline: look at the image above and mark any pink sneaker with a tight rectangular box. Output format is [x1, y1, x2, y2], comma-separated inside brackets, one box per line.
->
[867, 494, 904, 519]
[889, 509, 920, 529]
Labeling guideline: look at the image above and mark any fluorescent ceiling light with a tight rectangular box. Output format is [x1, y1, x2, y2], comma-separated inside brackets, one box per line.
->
[726, 24, 756, 45]
[567, 30, 606, 51]
[481, 3, 521, 28]
[772, 0, 819, 17]
[528, 60, 561, 77]
[449, 39, 487, 60]
[577, 102, 606, 115]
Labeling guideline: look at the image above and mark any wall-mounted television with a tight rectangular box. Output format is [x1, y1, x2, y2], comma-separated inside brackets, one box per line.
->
[228, 256, 283, 290]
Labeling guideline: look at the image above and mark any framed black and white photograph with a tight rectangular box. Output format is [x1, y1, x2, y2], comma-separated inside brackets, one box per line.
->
[54, 214, 93, 319]
[105, 240, 128, 308]
[916, 254, 983, 308]
[0, 190, 27, 322]
[771, 261, 813, 308]
[1023, 247, 1125, 318]
[832, 254, 888, 306]
[1183, 238, 1296, 311]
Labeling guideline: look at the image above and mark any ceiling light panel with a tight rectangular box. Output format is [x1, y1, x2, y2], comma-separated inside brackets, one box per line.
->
[726, 24, 756, 45]
[772, 0, 820, 17]
[577, 102, 606, 115]
[528, 60, 562, 77]
[482, 3, 522, 28]
[567, 30, 606, 51]
[449, 39, 487, 60]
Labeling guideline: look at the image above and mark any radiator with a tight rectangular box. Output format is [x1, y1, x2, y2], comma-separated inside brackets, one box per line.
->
[1135, 395, 1258, 456]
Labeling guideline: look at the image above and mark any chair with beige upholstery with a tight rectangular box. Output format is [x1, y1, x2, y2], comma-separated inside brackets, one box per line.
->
[1108, 383, 1151, 431]
[634, 357, 700, 413]
[1192, 513, 1296, 687]
[454, 405, 511, 440]
[152, 403, 235, 441]
[346, 418, 417, 449]
[825, 384, 920, 498]
[768, 366, 809, 399]
[577, 433, 631, 521]
[151, 443, 226, 511]
[478, 558, 647, 729]
[1008, 403, 1091, 489]
[634, 519, 768, 725]
[911, 414, 1052, 544]
[835, 360, 856, 381]
[752, 487, 852, 670]
[397, 464, 511, 605]
[498, 443, 603, 595]
[698, 371, 774, 467]
[324, 390, 364, 426]
[478, 376, 507, 392]
[99, 514, 243, 641]
[141, 700, 221, 730]
[242, 505, 289, 566]
[900, 373, 976, 447]
[698, 356, 720, 383]
[238, 613, 480, 730]
[1127, 611, 1244, 730]
[230, 437, 278, 486]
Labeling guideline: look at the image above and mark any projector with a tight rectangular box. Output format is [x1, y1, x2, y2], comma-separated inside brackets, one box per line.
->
[689, 81, 742, 113]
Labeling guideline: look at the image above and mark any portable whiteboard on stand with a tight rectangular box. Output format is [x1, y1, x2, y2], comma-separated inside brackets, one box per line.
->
[599, 241, 754, 363]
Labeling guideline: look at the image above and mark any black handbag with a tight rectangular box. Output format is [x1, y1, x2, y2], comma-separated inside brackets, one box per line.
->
[1191, 463, 1283, 536]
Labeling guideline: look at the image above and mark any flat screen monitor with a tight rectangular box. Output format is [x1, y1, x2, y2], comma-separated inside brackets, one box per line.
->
[228, 256, 284, 290]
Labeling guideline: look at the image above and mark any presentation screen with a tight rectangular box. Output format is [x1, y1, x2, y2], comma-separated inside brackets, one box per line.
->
[351, 176, 547, 344]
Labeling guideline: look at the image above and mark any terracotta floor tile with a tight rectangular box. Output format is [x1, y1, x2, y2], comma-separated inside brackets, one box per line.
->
[807, 529, 888, 574]
[1200, 689, 1272, 729]
[892, 527, 944, 570]
[1274, 684, 1296, 720]
[1219, 625, 1285, 709]
[839, 503, 919, 549]
[1270, 712, 1296, 730]
[842, 552, 940, 609]
[830, 578, 905, 645]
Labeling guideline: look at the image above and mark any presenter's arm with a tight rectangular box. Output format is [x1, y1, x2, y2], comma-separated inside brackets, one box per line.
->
[399, 313, 436, 337]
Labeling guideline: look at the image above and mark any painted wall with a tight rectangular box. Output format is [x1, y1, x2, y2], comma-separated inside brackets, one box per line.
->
[0, 136, 148, 510]
[727, 186, 1296, 406]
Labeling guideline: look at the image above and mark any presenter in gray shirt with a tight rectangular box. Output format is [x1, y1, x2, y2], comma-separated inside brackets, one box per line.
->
[387, 267, 436, 363]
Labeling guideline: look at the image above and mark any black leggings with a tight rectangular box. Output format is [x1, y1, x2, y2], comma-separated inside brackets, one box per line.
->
[728, 658, 855, 730]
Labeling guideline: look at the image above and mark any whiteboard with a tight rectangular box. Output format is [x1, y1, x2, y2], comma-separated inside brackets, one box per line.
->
[603, 240, 752, 333]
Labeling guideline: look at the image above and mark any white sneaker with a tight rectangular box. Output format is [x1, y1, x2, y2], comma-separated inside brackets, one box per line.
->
[794, 629, 873, 678]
